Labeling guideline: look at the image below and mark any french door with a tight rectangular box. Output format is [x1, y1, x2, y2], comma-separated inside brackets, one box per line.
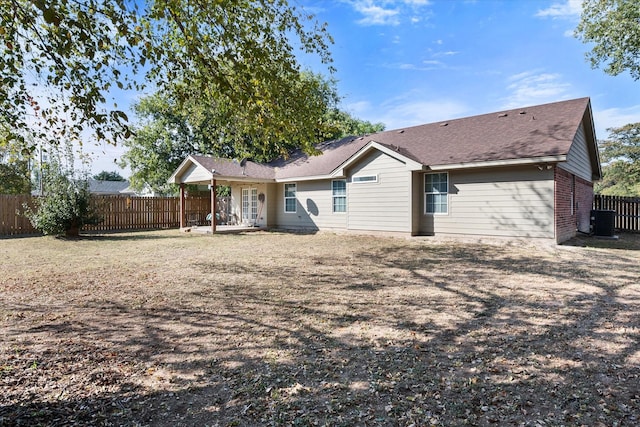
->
[241, 188, 258, 224]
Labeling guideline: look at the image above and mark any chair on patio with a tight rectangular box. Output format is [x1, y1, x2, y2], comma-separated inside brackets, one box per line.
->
[206, 212, 222, 225]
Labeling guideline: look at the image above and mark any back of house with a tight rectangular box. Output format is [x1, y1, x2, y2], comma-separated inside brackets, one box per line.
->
[169, 97, 601, 243]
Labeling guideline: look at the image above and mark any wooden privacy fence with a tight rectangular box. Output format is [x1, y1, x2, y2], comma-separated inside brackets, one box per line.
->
[593, 194, 640, 232]
[0, 195, 36, 236]
[0, 194, 227, 236]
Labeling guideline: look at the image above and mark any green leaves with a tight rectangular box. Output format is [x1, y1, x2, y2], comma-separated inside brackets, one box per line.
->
[1, 0, 334, 159]
[575, 0, 640, 80]
[596, 123, 640, 196]
[23, 162, 102, 236]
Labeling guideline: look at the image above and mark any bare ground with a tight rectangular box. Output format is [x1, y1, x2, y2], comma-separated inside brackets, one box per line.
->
[1, 230, 639, 426]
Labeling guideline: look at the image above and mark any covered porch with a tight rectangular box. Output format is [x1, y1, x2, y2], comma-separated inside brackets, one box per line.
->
[168, 155, 276, 234]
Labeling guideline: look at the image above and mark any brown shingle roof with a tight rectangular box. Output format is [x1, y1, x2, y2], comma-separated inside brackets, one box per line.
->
[191, 156, 276, 180]
[270, 136, 369, 179]
[189, 97, 592, 180]
[365, 97, 590, 166]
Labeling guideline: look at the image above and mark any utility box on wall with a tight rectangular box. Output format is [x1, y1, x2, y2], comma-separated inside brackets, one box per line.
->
[591, 210, 615, 237]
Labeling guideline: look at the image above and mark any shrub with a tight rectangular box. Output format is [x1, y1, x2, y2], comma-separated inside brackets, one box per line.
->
[23, 166, 102, 237]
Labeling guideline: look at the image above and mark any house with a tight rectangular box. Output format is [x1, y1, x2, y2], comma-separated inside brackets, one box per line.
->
[88, 179, 134, 195]
[168, 97, 601, 243]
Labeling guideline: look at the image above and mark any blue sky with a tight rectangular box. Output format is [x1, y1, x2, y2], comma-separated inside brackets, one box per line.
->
[90, 0, 640, 175]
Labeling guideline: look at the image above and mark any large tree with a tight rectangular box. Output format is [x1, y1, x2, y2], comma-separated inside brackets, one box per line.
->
[121, 74, 385, 193]
[93, 171, 126, 181]
[596, 123, 640, 196]
[0, 159, 31, 195]
[575, 0, 640, 80]
[0, 124, 31, 194]
[0, 0, 333, 154]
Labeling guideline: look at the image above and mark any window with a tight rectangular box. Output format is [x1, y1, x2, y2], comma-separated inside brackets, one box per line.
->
[284, 183, 297, 213]
[332, 180, 346, 213]
[353, 175, 378, 183]
[425, 172, 448, 214]
[251, 188, 258, 220]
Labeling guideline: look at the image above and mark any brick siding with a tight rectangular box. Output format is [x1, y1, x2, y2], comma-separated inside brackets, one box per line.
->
[555, 167, 593, 243]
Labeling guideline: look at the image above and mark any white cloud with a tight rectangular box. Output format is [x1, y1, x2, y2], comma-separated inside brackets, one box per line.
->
[592, 105, 640, 139]
[354, 2, 400, 26]
[342, 94, 469, 130]
[344, 100, 373, 116]
[432, 50, 458, 57]
[383, 59, 447, 71]
[347, 95, 467, 129]
[379, 99, 469, 129]
[502, 71, 572, 109]
[535, 0, 582, 18]
[350, 0, 431, 26]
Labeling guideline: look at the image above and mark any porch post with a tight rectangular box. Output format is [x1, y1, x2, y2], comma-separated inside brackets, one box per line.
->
[179, 183, 186, 228]
[211, 177, 217, 234]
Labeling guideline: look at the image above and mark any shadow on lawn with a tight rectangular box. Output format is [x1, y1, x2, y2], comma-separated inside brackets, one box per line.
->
[563, 232, 640, 251]
[2, 241, 639, 426]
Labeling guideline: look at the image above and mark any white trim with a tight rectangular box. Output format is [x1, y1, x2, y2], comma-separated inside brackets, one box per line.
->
[427, 155, 566, 171]
[330, 141, 424, 178]
[277, 174, 339, 183]
[331, 179, 347, 213]
[424, 172, 449, 215]
[284, 183, 297, 213]
[352, 174, 378, 184]
[167, 155, 210, 184]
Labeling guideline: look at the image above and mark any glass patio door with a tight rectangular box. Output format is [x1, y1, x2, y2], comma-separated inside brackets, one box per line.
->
[241, 188, 258, 224]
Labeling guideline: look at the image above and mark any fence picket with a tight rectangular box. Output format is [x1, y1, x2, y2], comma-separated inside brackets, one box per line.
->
[1, 194, 227, 236]
[593, 194, 640, 233]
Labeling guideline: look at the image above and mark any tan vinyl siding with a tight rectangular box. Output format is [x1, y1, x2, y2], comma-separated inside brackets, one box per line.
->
[559, 122, 592, 182]
[229, 186, 241, 225]
[179, 163, 211, 183]
[273, 181, 347, 230]
[266, 184, 278, 227]
[419, 167, 555, 238]
[347, 151, 411, 232]
[411, 172, 422, 235]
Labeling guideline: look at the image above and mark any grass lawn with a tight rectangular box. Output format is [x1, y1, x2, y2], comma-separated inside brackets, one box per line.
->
[1, 230, 639, 426]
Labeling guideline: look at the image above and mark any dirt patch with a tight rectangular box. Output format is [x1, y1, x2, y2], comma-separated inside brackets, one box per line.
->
[1, 230, 639, 426]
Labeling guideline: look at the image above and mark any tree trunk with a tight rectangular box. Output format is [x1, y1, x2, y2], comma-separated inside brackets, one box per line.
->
[66, 221, 80, 238]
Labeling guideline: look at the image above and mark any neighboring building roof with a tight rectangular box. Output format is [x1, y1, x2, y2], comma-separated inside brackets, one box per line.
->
[89, 179, 131, 194]
[169, 97, 599, 184]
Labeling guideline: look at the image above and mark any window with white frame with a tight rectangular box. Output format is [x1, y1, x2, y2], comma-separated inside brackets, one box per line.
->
[284, 183, 297, 213]
[352, 175, 378, 183]
[425, 172, 448, 214]
[332, 180, 346, 213]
